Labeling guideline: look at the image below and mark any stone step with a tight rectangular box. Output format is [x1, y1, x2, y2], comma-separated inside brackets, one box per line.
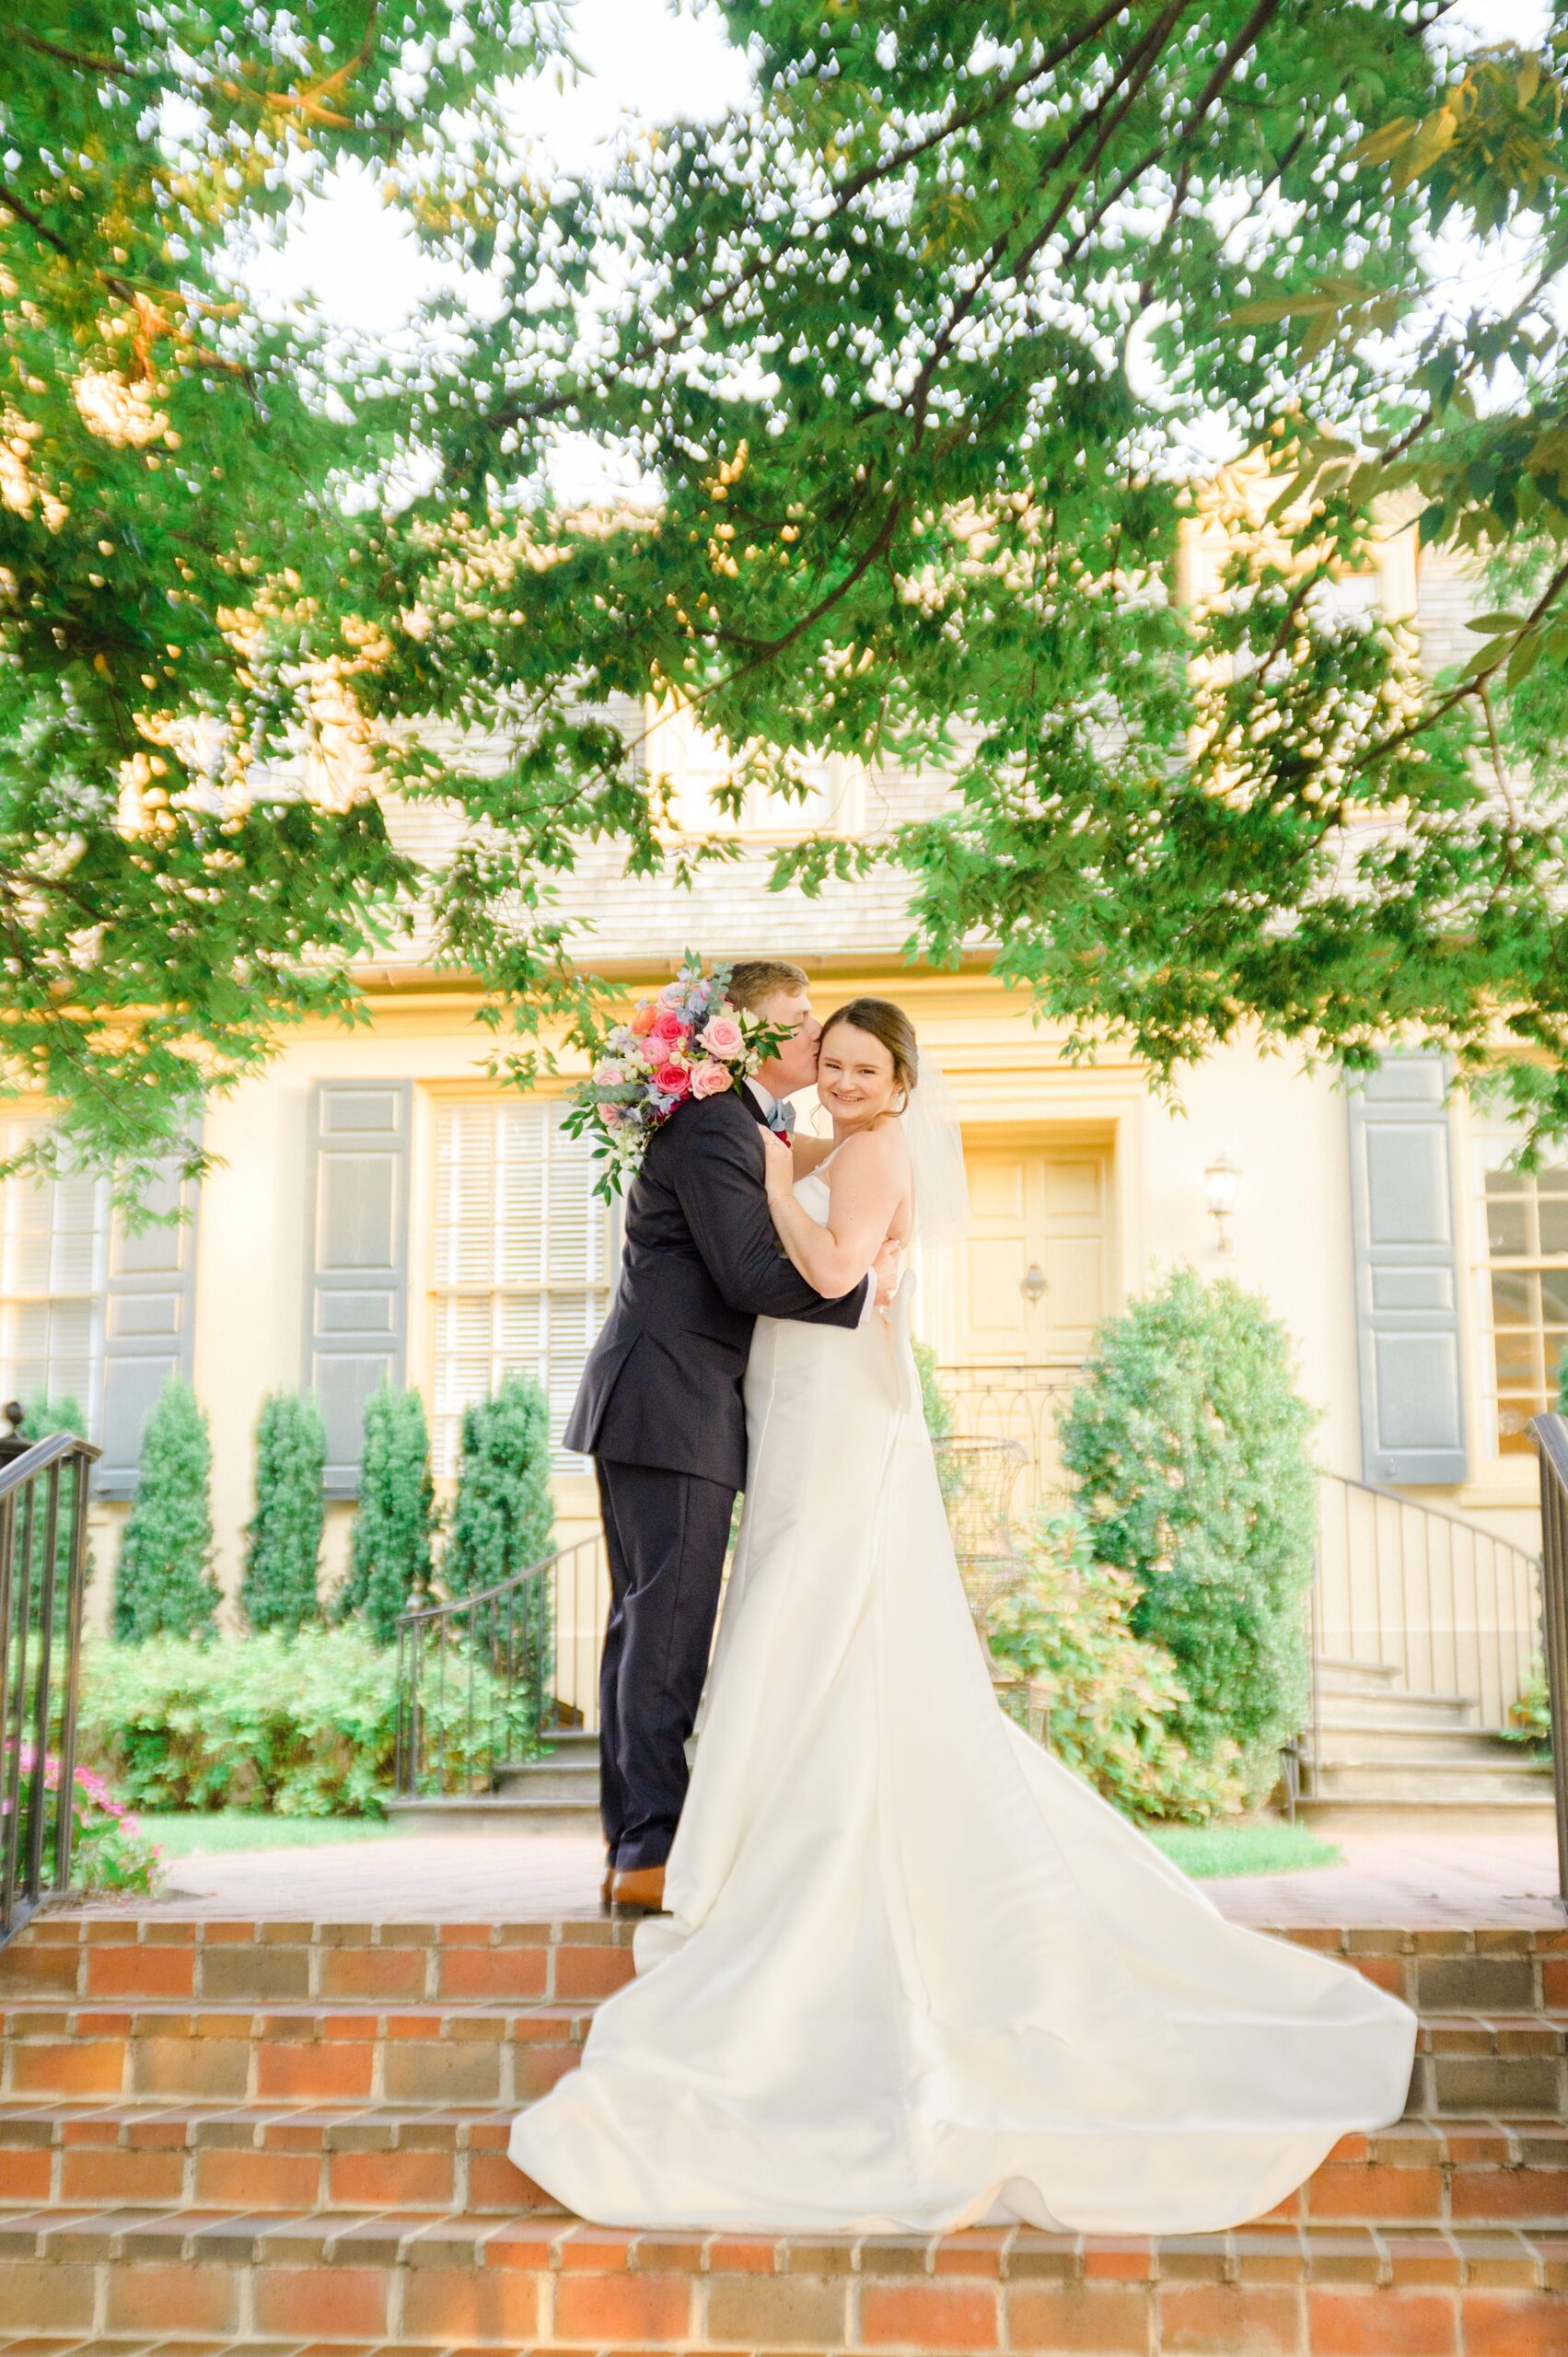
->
[1316, 1689, 1478, 1730]
[383, 1794, 603, 1833]
[493, 1765, 600, 1802]
[1309, 1724, 1526, 1766]
[0, 2209, 1563, 2350]
[1314, 1655, 1402, 1692]
[10, 1918, 1566, 2019]
[3, 2102, 1566, 2228]
[3, 1996, 1563, 2119]
[1304, 1757, 1555, 1805]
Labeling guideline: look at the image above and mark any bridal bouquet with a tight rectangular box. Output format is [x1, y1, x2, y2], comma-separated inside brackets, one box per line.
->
[564, 956, 788, 1198]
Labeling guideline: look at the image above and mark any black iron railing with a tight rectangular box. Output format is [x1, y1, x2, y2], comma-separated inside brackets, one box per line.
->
[394, 1534, 604, 1798]
[1, 1416, 100, 1945]
[1527, 1414, 1568, 1910]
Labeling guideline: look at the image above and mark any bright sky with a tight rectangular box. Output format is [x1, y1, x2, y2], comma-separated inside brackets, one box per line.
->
[253, 0, 1554, 488]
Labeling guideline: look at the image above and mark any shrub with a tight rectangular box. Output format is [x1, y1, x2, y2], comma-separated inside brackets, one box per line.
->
[112, 1377, 219, 1641]
[2, 1745, 165, 1896]
[241, 1392, 326, 1633]
[987, 1514, 1247, 1824]
[446, 1374, 555, 1724]
[1501, 1663, 1552, 1753]
[77, 1627, 522, 1817]
[335, 1383, 437, 1643]
[1059, 1267, 1318, 1803]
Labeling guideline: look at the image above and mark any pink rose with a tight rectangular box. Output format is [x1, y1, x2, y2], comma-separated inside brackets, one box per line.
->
[629, 1000, 657, 1037]
[658, 981, 688, 1008]
[700, 1014, 744, 1061]
[650, 1009, 686, 1047]
[691, 1059, 731, 1098]
[594, 1060, 625, 1086]
[656, 1060, 691, 1097]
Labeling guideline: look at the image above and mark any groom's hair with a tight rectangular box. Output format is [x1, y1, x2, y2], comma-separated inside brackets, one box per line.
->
[727, 958, 809, 1013]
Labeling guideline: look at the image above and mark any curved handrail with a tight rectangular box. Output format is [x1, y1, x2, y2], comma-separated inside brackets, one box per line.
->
[1320, 1464, 1541, 1561]
[0, 1433, 99, 1504]
[395, 1533, 599, 1631]
[1527, 1415, 1568, 1911]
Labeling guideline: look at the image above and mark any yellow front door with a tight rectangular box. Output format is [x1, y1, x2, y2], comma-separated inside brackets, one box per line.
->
[959, 1142, 1110, 1366]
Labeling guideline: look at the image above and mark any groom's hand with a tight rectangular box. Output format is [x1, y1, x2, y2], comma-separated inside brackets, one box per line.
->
[873, 1239, 903, 1306]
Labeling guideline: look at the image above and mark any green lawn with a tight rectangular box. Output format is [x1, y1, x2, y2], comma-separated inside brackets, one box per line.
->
[1148, 1822, 1342, 1878]
[136, 1812, 400, 1858]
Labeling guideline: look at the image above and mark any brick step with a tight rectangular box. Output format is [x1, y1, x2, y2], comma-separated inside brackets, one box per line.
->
[5, 1994, 1565, 2116]
[0, 1918, 638, 2007]
[0, 2210, 1564, 2351]
[4, 2102, 1568, 2228]
[0, 2101, 559, 2217]
[10, 1916, 1566, 2017]
[0, 2001, 595, 2109]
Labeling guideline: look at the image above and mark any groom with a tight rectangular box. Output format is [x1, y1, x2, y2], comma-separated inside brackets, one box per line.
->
[565, 958, 900, 1914]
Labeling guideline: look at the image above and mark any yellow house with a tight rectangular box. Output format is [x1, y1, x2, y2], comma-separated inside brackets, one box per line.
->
[0, 523, 1551, 1811]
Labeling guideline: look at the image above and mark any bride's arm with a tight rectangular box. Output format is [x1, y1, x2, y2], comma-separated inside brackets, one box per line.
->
[761, 1127, 907, 1295]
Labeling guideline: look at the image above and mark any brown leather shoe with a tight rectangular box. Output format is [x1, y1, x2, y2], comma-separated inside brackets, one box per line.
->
[610, 1864, 667, 1916]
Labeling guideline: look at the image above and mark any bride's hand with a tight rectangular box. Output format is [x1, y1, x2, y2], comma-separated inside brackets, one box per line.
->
[760, 1127, 795, 1202]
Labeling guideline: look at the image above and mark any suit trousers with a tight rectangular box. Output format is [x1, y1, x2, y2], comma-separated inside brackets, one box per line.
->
[594, 1457, 738, 1872]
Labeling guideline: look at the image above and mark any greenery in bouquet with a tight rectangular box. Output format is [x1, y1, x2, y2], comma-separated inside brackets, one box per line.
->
[987, 1515, 1246, 1828]
[4, 1746, 165, 1897]
[563, 957, 791, 1199]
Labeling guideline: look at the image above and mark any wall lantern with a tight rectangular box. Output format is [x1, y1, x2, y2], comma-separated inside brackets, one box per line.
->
[1204, 1153, 1241, 1255]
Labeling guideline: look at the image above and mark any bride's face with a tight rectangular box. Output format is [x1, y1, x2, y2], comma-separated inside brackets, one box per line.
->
[818, 1024, 899, 1127]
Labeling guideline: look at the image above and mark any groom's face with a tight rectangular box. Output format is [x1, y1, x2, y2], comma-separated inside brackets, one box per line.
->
[757, 986, 821, 1097]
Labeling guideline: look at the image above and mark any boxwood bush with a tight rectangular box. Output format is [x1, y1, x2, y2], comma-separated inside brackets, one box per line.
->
[1059, 1268, 1317, 1803]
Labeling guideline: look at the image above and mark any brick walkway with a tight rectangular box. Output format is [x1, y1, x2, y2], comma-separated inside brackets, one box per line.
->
[79, 1820, 1567, 1926]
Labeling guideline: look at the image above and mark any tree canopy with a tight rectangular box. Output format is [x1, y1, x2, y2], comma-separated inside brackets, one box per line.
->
[10, 3, 1568, 1170]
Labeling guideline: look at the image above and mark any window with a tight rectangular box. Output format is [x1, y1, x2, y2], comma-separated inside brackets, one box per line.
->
[1475, 1144, 1568, 1455]
[431, 1100, 613, 1475]
[0, 1125, 110, 1424]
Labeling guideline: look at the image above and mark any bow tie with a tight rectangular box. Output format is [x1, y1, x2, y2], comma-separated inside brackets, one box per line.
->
[765, 1097, 796, 1144]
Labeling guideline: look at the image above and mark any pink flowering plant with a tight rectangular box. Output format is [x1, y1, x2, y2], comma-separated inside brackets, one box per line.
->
[564, 954, 790, 1198]
[2, 1745, 166, 1897]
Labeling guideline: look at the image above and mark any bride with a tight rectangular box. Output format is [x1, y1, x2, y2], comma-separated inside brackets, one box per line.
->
[509, 997, 1416, 2235]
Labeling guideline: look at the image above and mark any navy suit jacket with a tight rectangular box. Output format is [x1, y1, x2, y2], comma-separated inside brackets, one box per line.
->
[563, 1086, 865, 1488]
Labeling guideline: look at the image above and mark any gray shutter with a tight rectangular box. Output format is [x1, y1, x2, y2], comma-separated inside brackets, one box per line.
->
[98, 1140, 202, 1499]
[305, 1082, 412, 1495]
[1347, 1053, 1469, 1485]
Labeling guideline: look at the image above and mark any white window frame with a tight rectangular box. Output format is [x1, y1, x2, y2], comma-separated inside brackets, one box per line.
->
[0, 1120, 111, 1433]
[428, 1097, 613, 1477]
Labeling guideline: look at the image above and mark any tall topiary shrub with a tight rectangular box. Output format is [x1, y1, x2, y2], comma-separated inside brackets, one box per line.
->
[1058, 1268, 1318, 1803]
[446, 1373, 555, 1724]
[240, 1392, 326, 1633]
[336, 1383, 437, 1644]
[112, 1377, 219, 1642]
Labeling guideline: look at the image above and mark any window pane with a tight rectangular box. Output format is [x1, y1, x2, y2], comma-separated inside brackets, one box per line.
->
[1486, 1193, 1531, 1257]
[1492, 1271, 1537, 1327]
[1539, 1198, 1568, 1256]
[1542, 1271, 1568, 1324]
[1493, 1329, 1541, 1388]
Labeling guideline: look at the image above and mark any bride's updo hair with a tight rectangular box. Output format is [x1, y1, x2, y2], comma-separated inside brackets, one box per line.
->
[820, 998, 919, 1098]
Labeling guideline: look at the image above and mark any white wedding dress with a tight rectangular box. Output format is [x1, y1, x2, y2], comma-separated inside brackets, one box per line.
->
[509, 1167, 1417, 2234]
